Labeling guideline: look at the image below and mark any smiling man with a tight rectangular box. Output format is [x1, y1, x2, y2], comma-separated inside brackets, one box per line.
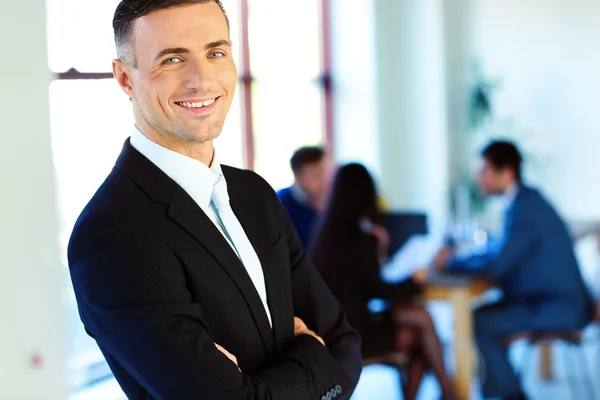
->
[67, 1, 362, 399]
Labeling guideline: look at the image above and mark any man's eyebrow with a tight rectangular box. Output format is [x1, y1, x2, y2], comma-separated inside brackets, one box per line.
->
[204, 39, 232, 50]
[153, 40, 232, 62]
[153, 47, 190, 62]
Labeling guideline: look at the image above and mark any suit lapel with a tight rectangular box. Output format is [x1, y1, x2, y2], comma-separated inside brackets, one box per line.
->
[116, 140, 274, 355]
[224, 168, 286, 350]
[166, 190, 274, 354]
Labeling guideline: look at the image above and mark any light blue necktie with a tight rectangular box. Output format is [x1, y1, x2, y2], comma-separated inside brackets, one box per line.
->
[209, 199, 241, 259]
[210, 174, 272, 326]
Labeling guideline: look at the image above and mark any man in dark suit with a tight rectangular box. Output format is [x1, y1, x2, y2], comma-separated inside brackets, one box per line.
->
[67, 1, 362, 399]
[435, 141, 593, 400]
[277, 146, 329, 249]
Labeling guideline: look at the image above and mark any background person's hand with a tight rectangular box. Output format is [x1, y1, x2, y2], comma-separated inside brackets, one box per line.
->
[215, 343, 241, 372]
[411, 268, 429, 285]
[370, 224, 390, 255]
[433, 246, 453, 271]
[294, 316, 325, 346]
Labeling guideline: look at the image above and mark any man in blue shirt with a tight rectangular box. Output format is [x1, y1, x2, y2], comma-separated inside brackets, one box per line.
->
[277, 147, 329, 250]
[435, 141, 593, 400]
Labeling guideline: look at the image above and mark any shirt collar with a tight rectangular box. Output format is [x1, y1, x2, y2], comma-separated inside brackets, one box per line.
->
[502, 183, 519, 210]
[130, 126, 225, 210]
[290, 183, 311, 207]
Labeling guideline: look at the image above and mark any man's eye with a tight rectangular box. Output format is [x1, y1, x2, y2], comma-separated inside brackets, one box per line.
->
[209, 51, 225, 58]
[163, 57, 182, 64]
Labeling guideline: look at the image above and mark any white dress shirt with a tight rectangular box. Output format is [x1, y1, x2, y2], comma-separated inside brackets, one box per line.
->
[497, 183, 520, 242]
[130, 126, 272, 326]
[501, 183, 519, 212]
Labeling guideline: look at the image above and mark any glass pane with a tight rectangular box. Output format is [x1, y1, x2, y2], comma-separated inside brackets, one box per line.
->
[222, 0, 244, 67]
[252, 80, 324, 190]
[49, 79, 132, 392]
[247, 0, 322, 80]
[213, 84, 245, 169]
[46, 0, 120, 73]
[50, 79, 133, 241]
[47, 0, 243, 73]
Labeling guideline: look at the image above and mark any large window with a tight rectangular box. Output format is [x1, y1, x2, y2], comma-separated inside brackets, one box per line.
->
[247, 0, 325, 189]
[47, 0, 331, 396]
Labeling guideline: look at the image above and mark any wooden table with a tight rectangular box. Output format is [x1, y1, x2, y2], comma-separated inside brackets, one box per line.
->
[424, 273, 494, 400]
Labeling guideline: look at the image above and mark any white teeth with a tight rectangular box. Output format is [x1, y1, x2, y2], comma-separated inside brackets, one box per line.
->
[178, 99, 216, 108]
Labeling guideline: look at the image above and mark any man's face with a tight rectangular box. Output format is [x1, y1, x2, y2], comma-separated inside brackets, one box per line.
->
[295, 160, 329, 205]
[476, 158, 511, 196]
[117, 2, 237, 145]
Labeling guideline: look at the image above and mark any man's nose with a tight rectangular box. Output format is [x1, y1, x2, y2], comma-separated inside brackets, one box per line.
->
[182, 60, 213, 90]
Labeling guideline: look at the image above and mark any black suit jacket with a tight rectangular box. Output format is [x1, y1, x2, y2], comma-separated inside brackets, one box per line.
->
[68, 140, 362, 400]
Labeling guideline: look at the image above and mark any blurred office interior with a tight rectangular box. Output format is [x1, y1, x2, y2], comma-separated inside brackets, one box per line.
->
[1, 0, 599, 399]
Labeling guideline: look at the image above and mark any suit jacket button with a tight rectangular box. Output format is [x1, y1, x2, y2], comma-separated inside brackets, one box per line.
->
[321, 396, 327, 400]
[335, 385, 343, 394]
[330, 388, 338, 398]
[326, 392, 333, 400]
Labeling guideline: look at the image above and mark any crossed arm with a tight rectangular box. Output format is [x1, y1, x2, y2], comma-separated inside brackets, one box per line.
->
[216, 316, 324, 369]
[68, 204, 361, 400]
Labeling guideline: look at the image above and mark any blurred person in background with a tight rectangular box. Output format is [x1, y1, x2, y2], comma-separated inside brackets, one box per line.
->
[435, 140, 594, 400]
[278, 146, 330, 249]
[310, 163, 457, 400]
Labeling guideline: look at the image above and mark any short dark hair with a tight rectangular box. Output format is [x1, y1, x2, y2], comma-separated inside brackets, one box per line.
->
[113, 0, 228, 67]
[290, 146, 325, 173]
[481, 140, 523, 182]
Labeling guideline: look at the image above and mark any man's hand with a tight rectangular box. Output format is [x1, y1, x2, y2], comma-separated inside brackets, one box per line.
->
[411, 268, 429, 285]
[294, 317, 325, 346]
[433, 246, 453, 271]
[215, 343, 241, 372]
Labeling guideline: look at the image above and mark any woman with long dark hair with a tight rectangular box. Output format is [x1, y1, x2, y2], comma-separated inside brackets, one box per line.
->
[309, 163, 456, 400]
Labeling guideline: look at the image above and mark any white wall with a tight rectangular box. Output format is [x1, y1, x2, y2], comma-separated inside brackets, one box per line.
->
[373, 0, 449, 227]
[472, 0, 600, 221]
[330, 0, 450, 228]
[329, 0, 381, 177]
[331, 0, 600, 226]
[0, 1, 67, 399]
[442, 0, 475, 185]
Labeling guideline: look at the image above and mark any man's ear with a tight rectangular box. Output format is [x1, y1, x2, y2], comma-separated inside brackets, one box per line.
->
[503, 166, 516, 182]
[112, 59, 136, 100]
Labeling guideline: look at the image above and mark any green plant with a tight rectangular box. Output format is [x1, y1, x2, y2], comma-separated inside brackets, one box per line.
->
[467, 62, 501, 132]
[453, 62, 501, 218]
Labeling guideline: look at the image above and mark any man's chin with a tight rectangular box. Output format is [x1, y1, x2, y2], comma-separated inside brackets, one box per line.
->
[173, 125, 223, 144]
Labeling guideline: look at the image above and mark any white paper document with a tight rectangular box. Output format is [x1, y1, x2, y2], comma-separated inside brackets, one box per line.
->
[381, 233, 446, 282]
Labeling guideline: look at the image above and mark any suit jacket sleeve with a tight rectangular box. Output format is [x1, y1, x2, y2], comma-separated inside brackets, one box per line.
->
[446, 205, 537, 280]
[272, 184, 363, 399]
[69, 202, 361, 399]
